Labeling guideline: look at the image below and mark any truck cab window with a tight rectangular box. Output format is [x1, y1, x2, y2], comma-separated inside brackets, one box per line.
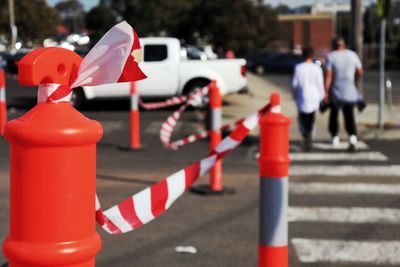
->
[144, 45, 168, 62]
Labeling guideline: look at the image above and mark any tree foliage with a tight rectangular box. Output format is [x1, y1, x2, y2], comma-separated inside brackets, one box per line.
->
[86, 4, 118, 44]
[0, 0, 60, 45]
[55, 0, 85, 32]
[95, 0, 279, 56]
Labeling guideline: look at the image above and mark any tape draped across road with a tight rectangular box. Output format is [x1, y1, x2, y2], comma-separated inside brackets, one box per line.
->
[96, 101, 273, 234]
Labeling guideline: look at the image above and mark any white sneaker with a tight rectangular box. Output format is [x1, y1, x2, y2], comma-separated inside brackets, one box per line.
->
[331, 136, 340, 147]
[348, 135, 358, 152]
[349, 135, 358, 145]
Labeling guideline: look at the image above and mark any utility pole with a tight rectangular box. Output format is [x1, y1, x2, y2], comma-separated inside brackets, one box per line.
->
[8, 0, 17, 52]
[377, 0, 390, 130]
[351, 0, 364, 95]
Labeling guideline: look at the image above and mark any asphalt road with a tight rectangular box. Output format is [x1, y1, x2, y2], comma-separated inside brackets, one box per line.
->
[1, 75, 400, 266]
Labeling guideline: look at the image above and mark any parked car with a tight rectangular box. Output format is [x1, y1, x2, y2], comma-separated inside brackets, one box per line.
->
[182, 44, 208, 60]
[4, 49, 31, 75]
[75, 37, 248, 108]
[247, 51, 303, 74]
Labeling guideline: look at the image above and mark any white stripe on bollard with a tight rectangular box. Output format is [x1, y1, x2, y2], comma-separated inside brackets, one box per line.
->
[260, 177, 288, 246]
[130, 94, 139, 111]
[0, 87, 5, 102]
[211, 108, 222, 131]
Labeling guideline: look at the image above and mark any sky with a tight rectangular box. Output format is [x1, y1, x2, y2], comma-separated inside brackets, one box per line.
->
[47, 0, 99, 10]
[265, 0, 376, 7]
[47, 0, 377, 11]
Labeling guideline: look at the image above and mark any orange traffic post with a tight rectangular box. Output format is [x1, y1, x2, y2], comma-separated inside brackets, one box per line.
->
[3, 48, 102, 267]
[190, 80, 235, 196]
[130, 82, 141, 149]
[258, 93, 290, 267]
[209, 80, 223, 191]
[0, 69, 7, 135]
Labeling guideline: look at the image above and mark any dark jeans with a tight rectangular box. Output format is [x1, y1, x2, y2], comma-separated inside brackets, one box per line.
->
[329, 104, 357, 137]
[299, 111, 315, 138]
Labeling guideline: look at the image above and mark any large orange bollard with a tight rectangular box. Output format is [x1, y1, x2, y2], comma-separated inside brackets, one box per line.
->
[209, 80, 223, 191]
[258, 93, 290, 267]
[130, 82, 141, 149]
[0, 69, 7, 135]
[3, 48, 102, 267]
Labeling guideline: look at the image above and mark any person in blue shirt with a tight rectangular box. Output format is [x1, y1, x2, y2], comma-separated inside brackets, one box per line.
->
[324, 37, 364, 152]
[292, 47, 325, 151]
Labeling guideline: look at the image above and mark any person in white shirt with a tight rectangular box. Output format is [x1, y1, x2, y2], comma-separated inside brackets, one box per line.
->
[291, 48, 325, 151]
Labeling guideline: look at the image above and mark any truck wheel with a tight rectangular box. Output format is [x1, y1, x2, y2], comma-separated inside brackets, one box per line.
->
[70, 88, 86, 110]
[184, 79, 210, 109]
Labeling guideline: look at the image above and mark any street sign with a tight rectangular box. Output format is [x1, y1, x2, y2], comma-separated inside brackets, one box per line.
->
[377, 0, 391, 18]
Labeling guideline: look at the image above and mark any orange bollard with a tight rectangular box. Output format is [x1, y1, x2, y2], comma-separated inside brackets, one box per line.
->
[0, 69, 7, 135]
[190, 80, 235, 196]
[130, 82, 141, 149]
[3, 48, 102, 267]
[209, 80, 223, 191]
[258, 93, 290, 267]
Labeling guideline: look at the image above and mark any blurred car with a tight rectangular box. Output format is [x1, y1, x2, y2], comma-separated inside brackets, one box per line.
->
[4, 49, 31, 75]
[247, 51, 303, 74]
[182, 44, 208, 60]
[0, 53, 6, 69]
[246, 50, 274, 74]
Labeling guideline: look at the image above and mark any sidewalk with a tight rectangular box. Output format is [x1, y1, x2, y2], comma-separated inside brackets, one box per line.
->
[223, 73, 400, 141]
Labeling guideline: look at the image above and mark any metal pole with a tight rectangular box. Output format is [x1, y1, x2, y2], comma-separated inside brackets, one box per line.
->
[8, 0, 17, 52]
[378, 18, 386, 130]
[351, 0, 364, 94]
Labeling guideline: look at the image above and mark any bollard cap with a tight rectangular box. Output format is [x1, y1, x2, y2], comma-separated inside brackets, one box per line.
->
[209, 80, 222, 108]
[4, 103, 103, 146]
[269, 93, 280, 107]
[18, 47, 82, 87]
[259, 93, 290, 178]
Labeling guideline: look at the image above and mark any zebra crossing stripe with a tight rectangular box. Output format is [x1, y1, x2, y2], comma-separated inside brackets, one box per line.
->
[288, 207, 400, 224]
[290, 151, 387, 161]
[290, 182, 400, 195]
[312, 141, 369, 150]
[292, 238, 400, 264]
[290, 165, 400, 176]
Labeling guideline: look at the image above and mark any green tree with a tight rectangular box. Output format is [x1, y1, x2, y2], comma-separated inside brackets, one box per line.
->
[92, 0, 279, 55]
[189, 0, 278, 55]
[55, 0, 85, 32]
[0, 0, 60, 46]
[86, 4, 118, 44]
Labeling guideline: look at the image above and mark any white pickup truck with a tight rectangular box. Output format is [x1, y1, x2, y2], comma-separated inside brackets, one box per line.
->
[73, 37, 247, 108]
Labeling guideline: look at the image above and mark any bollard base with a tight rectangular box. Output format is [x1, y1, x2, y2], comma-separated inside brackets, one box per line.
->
[190, 184, 236, 196]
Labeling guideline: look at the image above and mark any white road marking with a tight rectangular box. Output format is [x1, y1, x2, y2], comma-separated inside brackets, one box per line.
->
[312, 141, 369, 150]
[101, 121, 123, 133]
[290, 182, 400, 195]
[290, 165, 400, 176]
[292, 238, 400, 264]
[144, 121, 163, 134]
[288, 207, 400, 224]
[290, 152, 387, 161]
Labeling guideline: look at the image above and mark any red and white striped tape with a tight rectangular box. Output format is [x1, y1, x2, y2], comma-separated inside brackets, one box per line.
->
[159, 86, 209, 149]
[37, 21, 145, 104]
[139, 95, 188, 110]
[95, 100, 277, 234]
